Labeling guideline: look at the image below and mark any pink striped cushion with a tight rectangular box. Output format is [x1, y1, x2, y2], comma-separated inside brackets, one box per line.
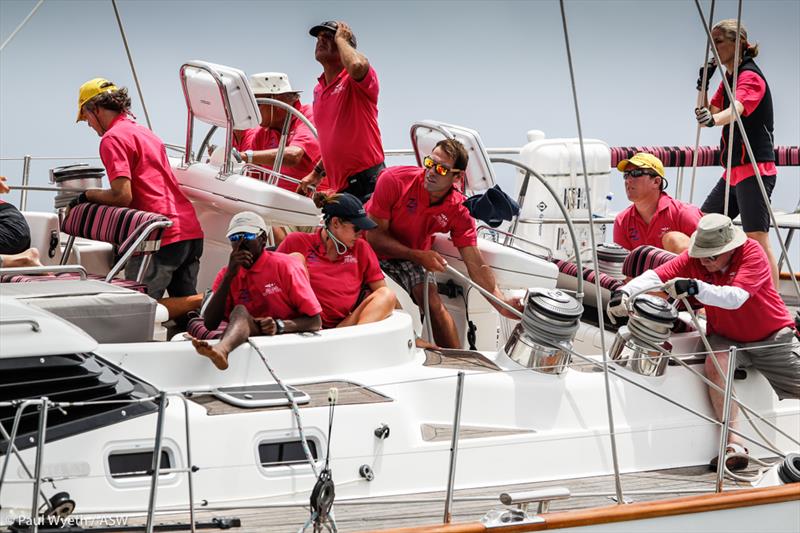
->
[186, 316, 227, 340]
[622, 245, 677, 278]
[63, 203, 170, 258]
[0, 272, 148, 293]
[611, 146, 799, 168]
[552, 259, 623, 292]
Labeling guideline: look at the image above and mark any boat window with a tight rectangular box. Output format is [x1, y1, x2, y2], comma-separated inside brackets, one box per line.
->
[258, 440, 318, 467]
[108, 450, 172, 479]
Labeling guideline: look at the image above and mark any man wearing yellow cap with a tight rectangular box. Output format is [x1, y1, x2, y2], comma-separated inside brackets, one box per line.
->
[613, 153, 702, 254]
[73, 78, 204, 300]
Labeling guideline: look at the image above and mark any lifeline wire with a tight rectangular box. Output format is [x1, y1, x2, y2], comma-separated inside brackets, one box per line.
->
[558, 0, 624, 505]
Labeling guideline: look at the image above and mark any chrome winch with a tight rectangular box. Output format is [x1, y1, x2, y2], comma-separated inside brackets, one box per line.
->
[609, 294, 678, 377]
[504, 288, 583, 374]
[595, 243, 629, 281]
[50, 164, 106, 209]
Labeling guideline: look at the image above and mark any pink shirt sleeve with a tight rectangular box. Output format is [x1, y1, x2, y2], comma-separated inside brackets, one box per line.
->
[709, 72, 765, 116]
[289, 121, 321, 163]
[99, 135, 133, 181]
[349, 66, 379, 103]
[275, 233, 303, 255]
[450, 206, 478, 248]
[281, 260, 323, 317]
[677, 204, 703, 236]
[613, 214, 632, 250]
[729, 243, 771, 296]
[359, 240, 384, 283]
[710, 81, 725, 109]
[366, 170, 400, 220]
[654, 251, 691, 282]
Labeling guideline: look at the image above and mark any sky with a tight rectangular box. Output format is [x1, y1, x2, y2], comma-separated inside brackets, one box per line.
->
[1, 0, 798, 254]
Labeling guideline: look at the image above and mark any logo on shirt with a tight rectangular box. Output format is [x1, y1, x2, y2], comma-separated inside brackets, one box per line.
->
[237, 288, 252, 304]
[306, 250, 321, 264]
[628, 227, 640, 242]
[658, 226, 672, 238]
[263, 283, 283, 296]
[331, 82, 345, 95]
[343, 255, 358, 264]
[406, 197, 418, 214]
[435, 213, 449, 229]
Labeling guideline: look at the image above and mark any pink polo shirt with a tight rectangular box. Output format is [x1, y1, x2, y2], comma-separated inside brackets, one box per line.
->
[366, 166, 477, 256]
[710, 71, 777, 186]
[654, 239, 793, 342]
[313, 66, 384, 192]
[277, 228, 384, 328]
[99, 115, 203, 247]
[613, 193, 702, 251]
[211, 250, 322, 322]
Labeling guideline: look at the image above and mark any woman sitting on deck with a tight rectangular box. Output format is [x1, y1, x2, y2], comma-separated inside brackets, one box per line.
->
[277, 192, 396, 329]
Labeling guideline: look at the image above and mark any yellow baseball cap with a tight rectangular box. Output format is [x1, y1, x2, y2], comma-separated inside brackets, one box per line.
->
[616, 152, 665, 178]
[76, 78, 118, 122]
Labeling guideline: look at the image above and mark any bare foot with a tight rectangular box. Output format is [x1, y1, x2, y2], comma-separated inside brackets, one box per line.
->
[189, 336, 229, 370]
[415, 337, 438, 350]
[1, 248, 41, 268]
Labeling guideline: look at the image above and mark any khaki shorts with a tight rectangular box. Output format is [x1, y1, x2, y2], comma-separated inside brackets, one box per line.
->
[709, 327, 800, 400]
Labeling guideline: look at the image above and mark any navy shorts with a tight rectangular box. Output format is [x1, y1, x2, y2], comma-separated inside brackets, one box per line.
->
[701, 174, 776, 233]
[125, 238, 203, 299]
[0, 203, 31, 255]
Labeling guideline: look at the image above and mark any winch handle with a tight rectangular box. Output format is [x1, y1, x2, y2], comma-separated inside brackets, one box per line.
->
[444, 264, 523, 319]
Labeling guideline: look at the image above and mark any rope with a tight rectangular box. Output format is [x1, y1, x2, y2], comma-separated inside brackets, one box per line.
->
[723, 1, 744, 217]
[689, 0, 716, 203]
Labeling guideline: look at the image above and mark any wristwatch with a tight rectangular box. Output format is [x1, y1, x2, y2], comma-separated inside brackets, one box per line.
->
[244, 150, 254, 163]
[274, 318, 285, 335]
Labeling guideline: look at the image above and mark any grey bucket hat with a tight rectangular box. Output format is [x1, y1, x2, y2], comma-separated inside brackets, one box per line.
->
[688, 213, 747, 258]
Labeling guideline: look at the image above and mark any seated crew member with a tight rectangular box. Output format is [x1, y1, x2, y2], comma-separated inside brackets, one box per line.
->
[613, 153, 702, 254]
[0, 176, 40, 268]
[608, 214, 800, 471]
[365, 138, 523, 349]
[73, 78, 204, 301]
[189, 212, 322, 370]
[277, 192, 395, 328]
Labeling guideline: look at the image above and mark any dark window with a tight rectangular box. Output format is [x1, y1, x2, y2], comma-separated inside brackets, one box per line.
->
[258, 440, 318, 467]
[108, 450, 172, 478]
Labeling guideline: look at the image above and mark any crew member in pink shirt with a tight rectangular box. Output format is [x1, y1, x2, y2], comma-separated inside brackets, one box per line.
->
[366, 139, 523, 348]
[608, 214, 799, 471]
[277, 192, 395, 328]
[695, 19, 778, 286]
[190, 212, 322, 370]
[297, 20, 384, 203]
[613, 153, 702, 253]
[236, 72, 320, 192]
[74, 78, 204, 300]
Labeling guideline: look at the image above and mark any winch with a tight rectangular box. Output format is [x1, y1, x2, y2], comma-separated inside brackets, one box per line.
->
[50, 164, 105, 209]
[504, 288, 583, 374]
[609, 294, 678, 377]
[595, 243, 629, 281]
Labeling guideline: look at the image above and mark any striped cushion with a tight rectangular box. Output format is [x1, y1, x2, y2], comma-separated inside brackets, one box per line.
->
[63, 203, 170, 258]
[610, 145, 799, 168]
[622, 245, 677, 278]
[551, 259, 623, 292]
[186, 315, 227, 340]
[0, 272, 147, 293]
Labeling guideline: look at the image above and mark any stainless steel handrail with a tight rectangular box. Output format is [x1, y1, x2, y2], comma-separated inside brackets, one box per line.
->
[0, 265, 87, 279]
[0, 318, 42, 332]
[477, 225, 553, 261]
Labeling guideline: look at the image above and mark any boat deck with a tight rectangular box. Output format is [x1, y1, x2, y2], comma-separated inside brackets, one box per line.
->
[113, 462, 769, 532]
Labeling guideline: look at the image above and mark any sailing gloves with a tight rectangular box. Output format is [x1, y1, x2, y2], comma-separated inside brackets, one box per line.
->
[663, 278, 699, 300]
[606, 289, 630, 325]
[696, 61, 717, 91]
[695, 107, 715, 127]
[67, 192, 89, 209]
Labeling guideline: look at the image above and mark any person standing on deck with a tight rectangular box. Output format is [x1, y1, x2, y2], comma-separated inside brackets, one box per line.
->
[608, 214, 800, 471]
[695, 19, 779, 287]
[73, 78, 204, 300]
[365, 138, 523, 349]
[613, 153, 702, 254]
[296, 20, 385, 204]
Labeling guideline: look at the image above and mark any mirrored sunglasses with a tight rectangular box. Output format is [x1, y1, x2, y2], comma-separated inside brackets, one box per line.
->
[623, 169, 659, 179]
[229, 232, 259, 242]
[423, 155, 460, 177]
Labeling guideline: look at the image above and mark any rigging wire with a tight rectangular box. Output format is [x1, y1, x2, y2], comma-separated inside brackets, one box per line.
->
[111, 0, 152, 131]
[689, 0, 716, 203]
[0, 0, 44, 53]
[723, 0, 744, 217]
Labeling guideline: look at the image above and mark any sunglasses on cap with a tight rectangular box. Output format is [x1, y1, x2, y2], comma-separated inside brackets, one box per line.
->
[623, 169, 659, 179]
[423, 155, 461, 177]
[229, 232, 260, 242]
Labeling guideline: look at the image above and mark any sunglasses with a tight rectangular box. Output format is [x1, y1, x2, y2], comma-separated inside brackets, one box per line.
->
[229, 232, 260, 242]
[700, 254, 719, 262]
[623, 169, 659, 179]
[423, 156, 461, 177]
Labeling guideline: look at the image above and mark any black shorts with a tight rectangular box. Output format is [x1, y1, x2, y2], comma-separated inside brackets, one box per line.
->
[0, 203, 32, 255]
[701, 174, 776, 233]
[125, 238, 203, 299]
[341, 162, 385, 204]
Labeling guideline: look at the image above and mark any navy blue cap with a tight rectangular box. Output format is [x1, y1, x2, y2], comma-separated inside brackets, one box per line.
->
[309, 21, 357, 48]
[463, 185, 521, 228]
[322, 193, 376, 230]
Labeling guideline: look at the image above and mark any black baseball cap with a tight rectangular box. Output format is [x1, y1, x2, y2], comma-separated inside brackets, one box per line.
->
[322, 193, 376, 230]
[309, 20, 357, 48]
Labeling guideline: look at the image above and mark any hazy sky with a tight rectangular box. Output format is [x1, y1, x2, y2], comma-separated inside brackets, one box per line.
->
[1, 0, 798, 252]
